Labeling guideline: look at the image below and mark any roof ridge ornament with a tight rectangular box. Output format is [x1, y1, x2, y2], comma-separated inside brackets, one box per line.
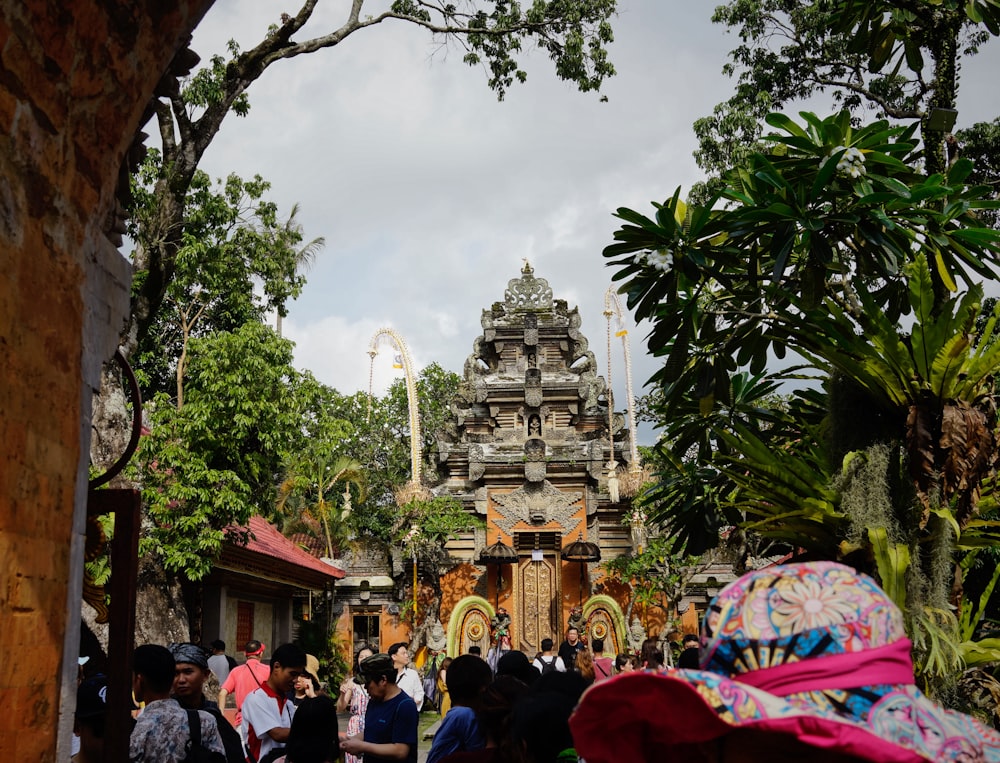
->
[505, 261, 553, 311]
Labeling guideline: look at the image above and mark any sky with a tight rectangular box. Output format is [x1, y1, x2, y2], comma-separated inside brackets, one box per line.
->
[185, 1, 1000, 443]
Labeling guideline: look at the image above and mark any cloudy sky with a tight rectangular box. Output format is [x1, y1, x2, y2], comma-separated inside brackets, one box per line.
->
[186, 2, 1000, 442]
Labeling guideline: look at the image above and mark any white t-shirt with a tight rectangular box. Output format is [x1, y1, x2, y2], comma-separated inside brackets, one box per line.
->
[396, 667, 424, 711]
[242, 686, 294, 762]
[533, 655, 567, 673]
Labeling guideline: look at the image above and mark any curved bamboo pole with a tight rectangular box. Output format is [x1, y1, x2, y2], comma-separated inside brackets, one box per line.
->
[368, 328, 423, 488]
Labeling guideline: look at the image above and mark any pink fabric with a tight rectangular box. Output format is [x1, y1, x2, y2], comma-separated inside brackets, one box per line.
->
[738, 639, 914, 696]
[570, 672, 929, 763]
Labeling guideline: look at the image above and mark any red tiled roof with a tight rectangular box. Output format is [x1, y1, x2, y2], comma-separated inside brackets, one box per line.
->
[242, 516, 344, 579]
[286, 532, 327, 558]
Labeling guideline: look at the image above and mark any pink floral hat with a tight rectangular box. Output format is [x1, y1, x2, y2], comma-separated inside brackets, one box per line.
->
[570, 561, 1000, 762]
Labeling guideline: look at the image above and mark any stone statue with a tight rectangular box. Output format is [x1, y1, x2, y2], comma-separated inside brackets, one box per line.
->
[426, 613, 447, 652]
[487, 607, 512, 673]
[568, 606, 586, 636]
[528, 414, 541, 437]
[627, 617, 646, 654]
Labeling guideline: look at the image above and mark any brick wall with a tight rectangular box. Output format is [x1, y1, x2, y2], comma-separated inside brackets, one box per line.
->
[0, 2, 213, 759]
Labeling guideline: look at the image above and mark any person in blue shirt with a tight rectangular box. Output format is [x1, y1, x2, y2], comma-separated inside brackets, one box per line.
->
[340, 654, 418, 763]
[426, 655, 492, 763]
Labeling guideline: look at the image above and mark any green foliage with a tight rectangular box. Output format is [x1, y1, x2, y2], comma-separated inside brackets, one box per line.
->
[602, 535, 703, 619]
[696, 0, 1000, 178]
[129, 156, 319, 397]
[277, 453, 366, 560]
[135, 323, 304, 580]
[607, 112, 1000, 410]
[327, 364, 462, 541]
[395, 495, 482, 551]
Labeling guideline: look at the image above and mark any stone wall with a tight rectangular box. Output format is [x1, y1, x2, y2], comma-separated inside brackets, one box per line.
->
[0, 3, 213, 759]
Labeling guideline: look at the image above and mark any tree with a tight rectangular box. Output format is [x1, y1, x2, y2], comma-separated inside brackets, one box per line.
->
[695, 0, 1000, 182]
[605, 110, 1000, 691]
[136, 322, 308, 580]
[326, 363, 463, 540]
[125, 1, 618, 359]
[128, 160, 318, 401]
[602, 535, 706, 634]
[277, 454, 366, 560]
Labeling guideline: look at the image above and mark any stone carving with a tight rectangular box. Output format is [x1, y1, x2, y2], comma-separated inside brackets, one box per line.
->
[469, 443, 485, 482]
[524, 312, 538, 346]
[525, 368, 542, 407]
[504, 262, 553, 311]
[492, 480, 583, 534]
[426, 612, 447, 652]
[627, 617, 647, 653]
[524, 437, 546, 483]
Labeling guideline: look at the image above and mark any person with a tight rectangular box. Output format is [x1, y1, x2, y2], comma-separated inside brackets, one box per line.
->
[129, 644, 225, 762]
[289, 672, 319, 707]
[242, 643, 307, 763]
[573, 649, 595, 685]
[495, 650, 539, 687]
[170, 642, 245, 763]
[436, 656, 453, 717]
[271, 695, 339, 763]
[531, 639, 565, 675]
[340, 653, 419, 763]
[675, 633, 700, 669]
[468, 646, 482, 657]
[638, 637, 664, 670]
[208, 639, 237, 685]
[388, 642, 424, 710]
[424, 649, 446, 711]
[72, 674, 107, 763]
[613, 653, 637, 675]
[437, 675, 529, 763]
[426, 655, 492, 763]
[571, 561, 1000, 763]
[590, 638, 614, 682]
[556, 627, 585, 671]
[511, 692, 577, 763]
[337, 645, 373, 763]
[218, 639, 270, 738]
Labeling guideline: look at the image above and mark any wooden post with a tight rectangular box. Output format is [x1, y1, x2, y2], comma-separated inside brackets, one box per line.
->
[87, 488, 141, 763]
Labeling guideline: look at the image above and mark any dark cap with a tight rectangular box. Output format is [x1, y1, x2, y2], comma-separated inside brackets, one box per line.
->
[76, 675, 108, 719]
[359, 653, 394, 677]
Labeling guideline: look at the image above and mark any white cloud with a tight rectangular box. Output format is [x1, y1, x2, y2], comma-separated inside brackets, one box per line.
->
[186, 1, 1000, 446]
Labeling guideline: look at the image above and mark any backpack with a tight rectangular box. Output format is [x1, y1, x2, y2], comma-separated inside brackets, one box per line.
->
[182, 709, 226, 763]
[539, 656, 558, 675]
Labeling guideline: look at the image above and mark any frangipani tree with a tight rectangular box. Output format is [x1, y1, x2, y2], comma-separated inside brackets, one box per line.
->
[605, 110, 1000, 691]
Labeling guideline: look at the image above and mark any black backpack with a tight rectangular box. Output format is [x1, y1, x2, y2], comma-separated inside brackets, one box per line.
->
[183, 709, 226, 763]
[539, 656, 558, 675]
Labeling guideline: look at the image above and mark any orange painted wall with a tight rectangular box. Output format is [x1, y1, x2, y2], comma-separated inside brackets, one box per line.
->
[0, 2, 214, 759]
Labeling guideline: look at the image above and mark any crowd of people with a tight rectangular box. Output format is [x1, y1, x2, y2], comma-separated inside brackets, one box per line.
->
[71, 561, 1000, 762]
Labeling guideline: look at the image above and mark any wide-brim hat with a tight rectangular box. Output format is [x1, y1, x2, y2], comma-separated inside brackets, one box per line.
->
[571, 562, 1000, 762]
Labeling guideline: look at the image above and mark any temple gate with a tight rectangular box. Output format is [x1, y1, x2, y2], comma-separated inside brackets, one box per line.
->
[436, 264, 630, 652]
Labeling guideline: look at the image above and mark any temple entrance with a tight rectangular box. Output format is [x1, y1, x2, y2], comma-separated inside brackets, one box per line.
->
[514, 532, 562, 653]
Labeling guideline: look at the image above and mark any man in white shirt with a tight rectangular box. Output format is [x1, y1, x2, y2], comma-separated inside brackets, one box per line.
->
[242, 643, 307, 763]
[532, 638, 567, 674]
[388, 642, 424, 711]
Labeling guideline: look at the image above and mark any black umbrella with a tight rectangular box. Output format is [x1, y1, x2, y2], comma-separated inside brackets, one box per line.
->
[561, 534, 601, 605]
[479, 538, 517, 608]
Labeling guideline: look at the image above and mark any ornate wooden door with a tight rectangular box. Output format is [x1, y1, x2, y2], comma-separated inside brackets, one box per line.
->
[515, 553, 560, 654]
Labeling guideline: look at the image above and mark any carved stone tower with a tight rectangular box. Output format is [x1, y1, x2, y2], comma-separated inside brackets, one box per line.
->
[436, 263, 631, 655]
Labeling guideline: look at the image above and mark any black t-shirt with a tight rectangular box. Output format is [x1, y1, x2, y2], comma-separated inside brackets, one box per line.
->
[557, 640, 585, 669]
